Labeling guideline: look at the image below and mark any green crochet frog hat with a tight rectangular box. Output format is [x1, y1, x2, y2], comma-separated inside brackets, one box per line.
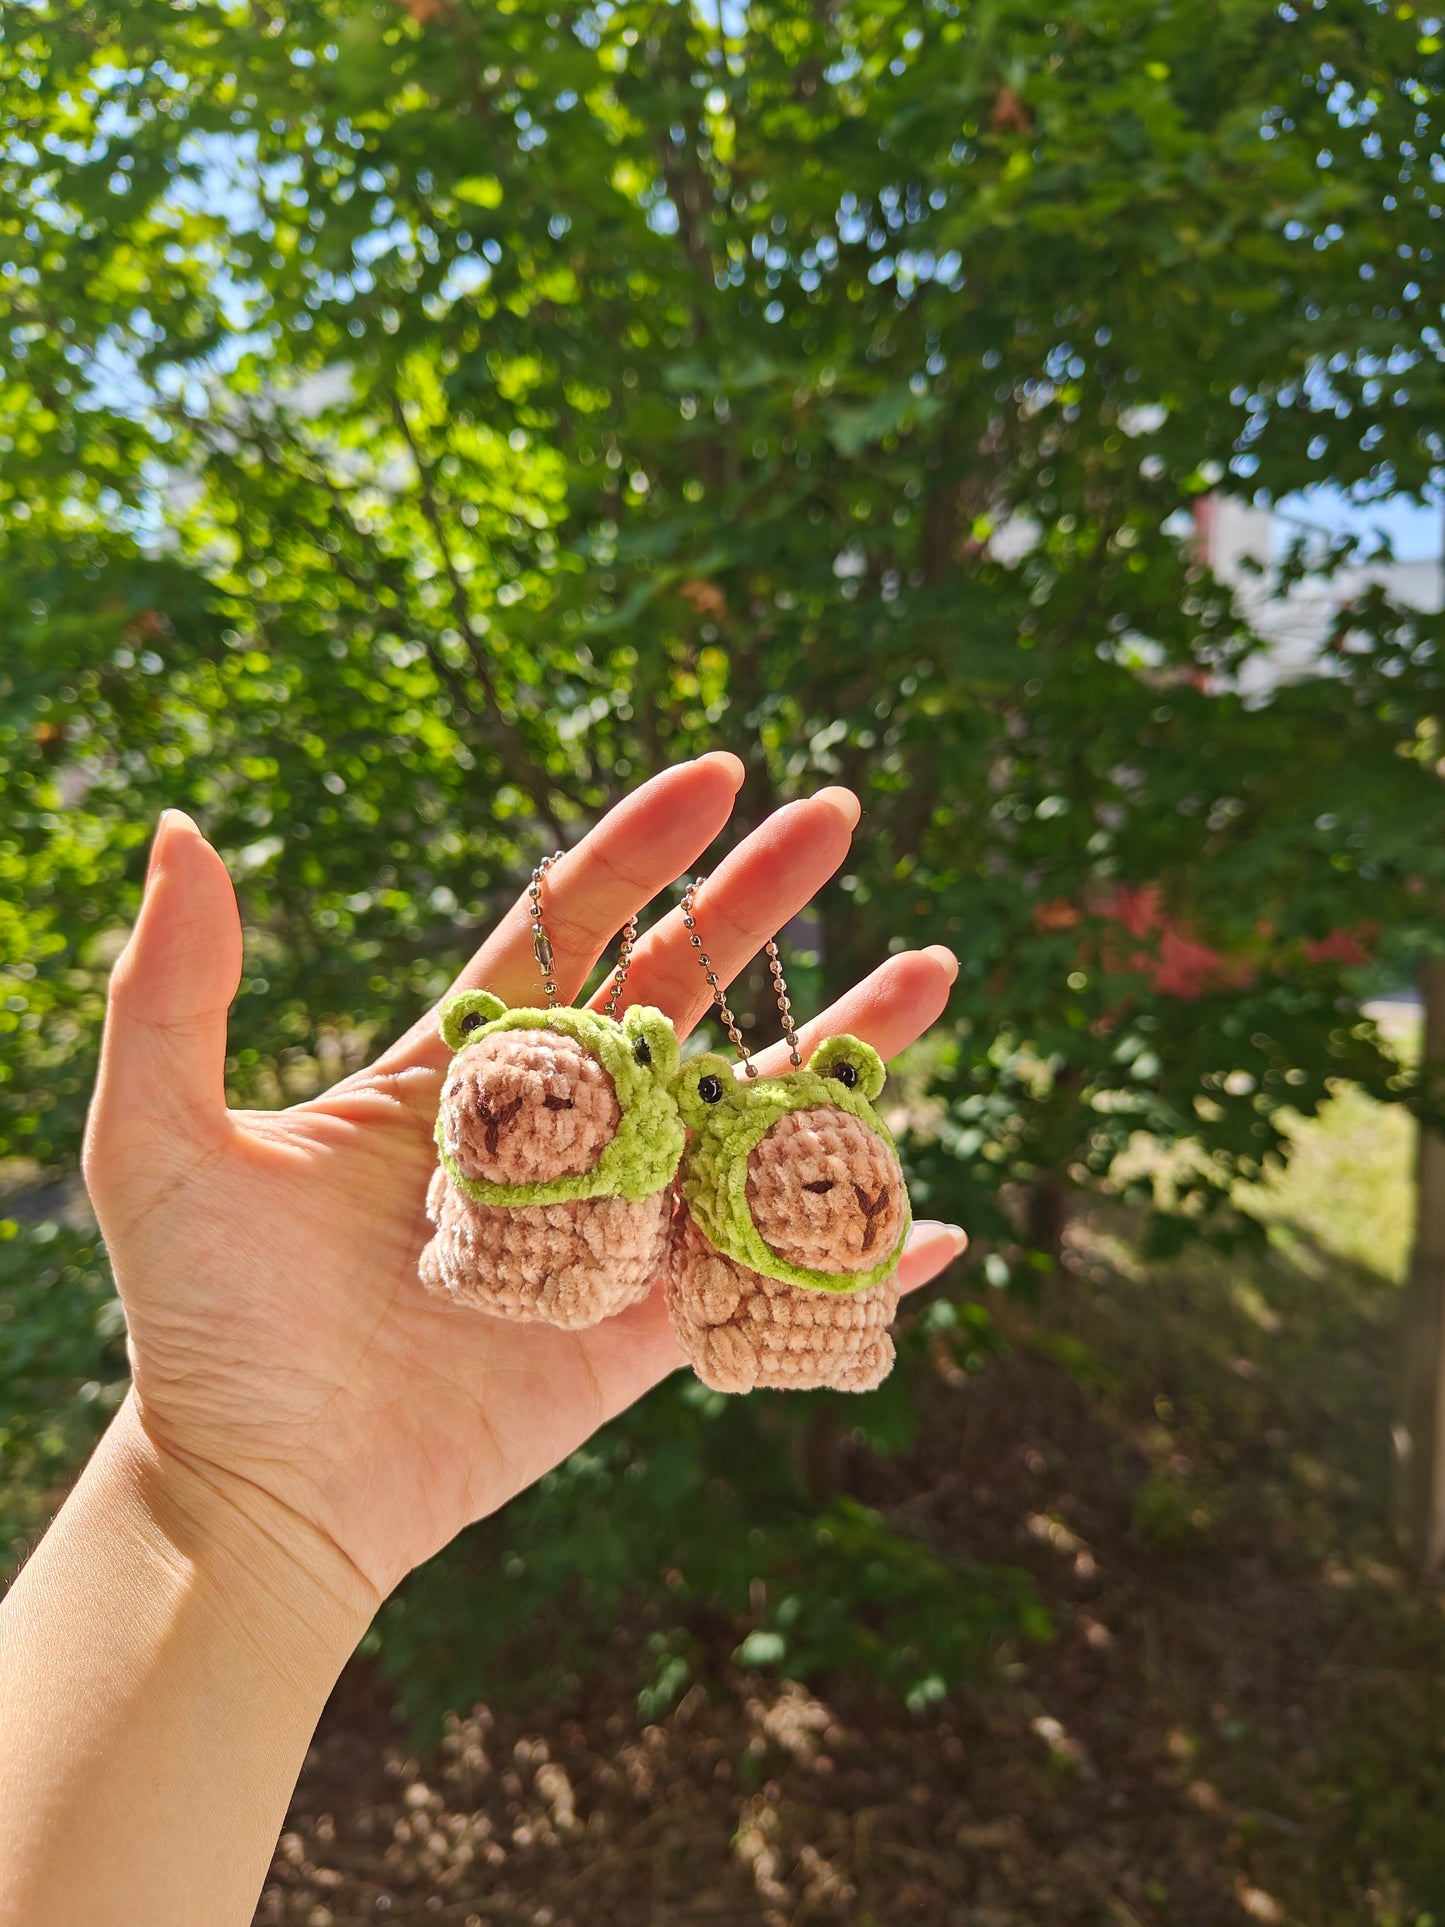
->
[435, 990, 685, 1208]
[673, 1034, 911, 1294]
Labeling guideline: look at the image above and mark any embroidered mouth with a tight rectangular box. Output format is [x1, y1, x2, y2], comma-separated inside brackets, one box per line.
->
[853, 1180, 892, 1252]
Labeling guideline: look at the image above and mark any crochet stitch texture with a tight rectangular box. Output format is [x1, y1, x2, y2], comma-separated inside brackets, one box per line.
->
[674, 1036, 910, 1295]
[433, 993, 684, 1209]
[666, 1034, 911, 1392]
[419, 990, 685, 1327]
[422, 1163, 673, 1326]
[665, 1208, 900, 1393]
[745, 1105, 908, 1275]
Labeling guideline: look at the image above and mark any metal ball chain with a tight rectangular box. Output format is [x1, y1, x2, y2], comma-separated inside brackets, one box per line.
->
[680, 879, 802, 1076]
[599, 907, 638, 1020]
[763, 934, 804, 1069]
[529, 850, 638, 1016]
[528, 854, 560, 1005]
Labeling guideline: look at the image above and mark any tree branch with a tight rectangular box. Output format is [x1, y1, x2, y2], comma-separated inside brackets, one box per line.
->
[388, 393, 574, 842]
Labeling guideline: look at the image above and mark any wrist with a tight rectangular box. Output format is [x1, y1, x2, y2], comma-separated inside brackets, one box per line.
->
[110, 1393, 379, 1687]
[0, 1395, 379, 1927]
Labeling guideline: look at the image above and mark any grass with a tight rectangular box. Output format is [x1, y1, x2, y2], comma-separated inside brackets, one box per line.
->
[1036, 1050, 1445, 1926]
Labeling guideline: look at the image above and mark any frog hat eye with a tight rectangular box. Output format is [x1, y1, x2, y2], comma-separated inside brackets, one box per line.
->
[439, 989, 509, 1053]
[807, 1034, 886, 1103]
[621, 1002, 680, 1081]
[675, 1051, 741, 1130]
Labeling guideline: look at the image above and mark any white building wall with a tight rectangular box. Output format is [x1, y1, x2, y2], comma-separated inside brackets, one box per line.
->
[1203, 494, 1443, 696]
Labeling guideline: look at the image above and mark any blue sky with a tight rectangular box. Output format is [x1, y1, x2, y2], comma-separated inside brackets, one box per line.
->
[1277, 486, 1443, 561]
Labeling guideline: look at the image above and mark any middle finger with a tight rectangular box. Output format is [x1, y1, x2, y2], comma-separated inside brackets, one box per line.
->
[593, 787, 861, 1035]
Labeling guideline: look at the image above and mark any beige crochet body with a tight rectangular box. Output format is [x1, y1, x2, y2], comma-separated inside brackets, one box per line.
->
[667, 1103, 907, 1393]
[422, 1163, 671, 1326]
[666, 1207, 900, 1393]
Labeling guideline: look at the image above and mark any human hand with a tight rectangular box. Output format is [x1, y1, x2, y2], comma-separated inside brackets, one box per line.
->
[82, 757, 964, 1619]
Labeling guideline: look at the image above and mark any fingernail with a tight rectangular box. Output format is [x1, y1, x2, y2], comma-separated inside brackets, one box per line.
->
[814, 785, 862, 829]
[916, 1219, 969, 1255]
[697, 750, 746, 792]
[145, 809, 198, 890]
[923, 943, 959, 984]
[145, 811, 176, 889]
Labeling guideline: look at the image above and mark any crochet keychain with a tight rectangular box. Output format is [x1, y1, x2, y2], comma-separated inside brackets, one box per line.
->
[419, 854, 685, 1328]
[665, 883, 911, 1394]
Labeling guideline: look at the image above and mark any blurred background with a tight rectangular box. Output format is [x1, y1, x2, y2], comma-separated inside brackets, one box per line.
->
[4, 0, 1445, 1920]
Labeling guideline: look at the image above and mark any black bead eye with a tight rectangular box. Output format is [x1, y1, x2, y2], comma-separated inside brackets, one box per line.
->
[697, 1073, 724, 1104]
[459, 1010, 483, 1035]
[829, 1059, 859, 1089]
[634, 1035, 652, 1066]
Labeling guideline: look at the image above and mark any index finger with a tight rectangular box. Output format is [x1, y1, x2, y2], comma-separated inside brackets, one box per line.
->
[372, 753, 745, 1075]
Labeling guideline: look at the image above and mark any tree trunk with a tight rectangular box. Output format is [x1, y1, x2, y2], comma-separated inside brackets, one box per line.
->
[1395, 960, 1445, 1575]
[798, 1405, 842, 1503]
[1026, 1174, 1070, 1266]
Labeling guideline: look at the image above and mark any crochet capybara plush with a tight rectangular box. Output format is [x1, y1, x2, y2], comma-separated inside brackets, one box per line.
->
[665, 1036, 910, 1393]
[420, 990, 684, 1328]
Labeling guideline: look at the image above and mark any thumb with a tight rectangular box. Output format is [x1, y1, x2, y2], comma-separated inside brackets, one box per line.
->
[86, 811, 243, 1185]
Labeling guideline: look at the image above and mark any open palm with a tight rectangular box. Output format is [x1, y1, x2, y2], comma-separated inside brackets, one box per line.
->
[83, 756, 962, 1603]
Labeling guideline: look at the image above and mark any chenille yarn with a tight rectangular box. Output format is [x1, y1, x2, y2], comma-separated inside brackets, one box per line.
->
[673, 1035, 910, 1295]
[443, 1029, 622, 1189]
[433, 994, 685, 1210]
[744, 1105, 907, 1275]
[419, 990, 685, 1328]
[422, 1163, 673, 1327]
[665, 1034, 912, 1393]
[666, 1207, 900, 1395]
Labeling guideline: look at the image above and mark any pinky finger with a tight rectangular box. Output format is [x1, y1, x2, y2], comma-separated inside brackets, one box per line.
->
[747, 946, 958, 1079]
[897, 1219, 969, 1298]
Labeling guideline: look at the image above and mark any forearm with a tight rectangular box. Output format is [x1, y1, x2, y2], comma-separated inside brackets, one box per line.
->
[0, 1394, 376, 1927]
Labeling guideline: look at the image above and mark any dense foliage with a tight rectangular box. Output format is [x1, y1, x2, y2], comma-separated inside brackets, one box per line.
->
[2, 0, 1442, 1708]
